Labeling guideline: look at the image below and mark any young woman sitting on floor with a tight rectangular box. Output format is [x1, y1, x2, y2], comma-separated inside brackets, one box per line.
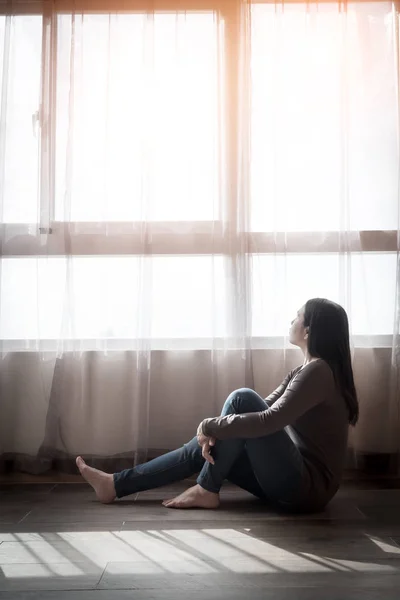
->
[76, 297, 358, 513]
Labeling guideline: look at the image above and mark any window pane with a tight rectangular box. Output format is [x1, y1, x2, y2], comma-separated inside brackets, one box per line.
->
[251, 2, 398, 232]
[55, 13, 221, 222]
[0, 256, 226, 340]
[252, 253, 397, 336]
[350, 253, 397, 336]
[0, 16, 42, 223]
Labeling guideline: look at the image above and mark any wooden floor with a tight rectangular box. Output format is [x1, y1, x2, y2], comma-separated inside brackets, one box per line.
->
[1, 479, 400, 600]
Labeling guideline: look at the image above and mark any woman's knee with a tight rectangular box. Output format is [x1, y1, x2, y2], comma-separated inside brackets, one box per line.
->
[224, 388, 265, 414]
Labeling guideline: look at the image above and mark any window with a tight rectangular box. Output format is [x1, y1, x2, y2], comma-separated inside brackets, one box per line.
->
[0, 2, 398, 349]
[248, 1, 398, 346]
[251, 2, 399, 233]
[55, 12, 221, 222]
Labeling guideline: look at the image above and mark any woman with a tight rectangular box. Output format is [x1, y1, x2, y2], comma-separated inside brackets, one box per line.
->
[76, 298, 358, 513]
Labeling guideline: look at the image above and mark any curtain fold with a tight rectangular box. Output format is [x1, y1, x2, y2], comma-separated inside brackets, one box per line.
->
[0, 1, 399, 476]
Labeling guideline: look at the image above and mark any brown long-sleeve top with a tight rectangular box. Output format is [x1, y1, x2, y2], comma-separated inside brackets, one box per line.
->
[201, 359, 349, 508]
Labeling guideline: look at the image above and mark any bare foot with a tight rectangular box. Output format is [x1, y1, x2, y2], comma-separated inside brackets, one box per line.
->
[76, 456, 116, 504]
[162, 484, 220, 509]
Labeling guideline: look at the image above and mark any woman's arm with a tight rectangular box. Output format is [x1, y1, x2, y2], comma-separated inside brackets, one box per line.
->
[264, 368, 301, 406]
[202, 360, 333, 440]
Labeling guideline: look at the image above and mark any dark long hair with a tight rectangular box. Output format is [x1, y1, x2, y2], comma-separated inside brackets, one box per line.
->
[303, 298, 359, 426]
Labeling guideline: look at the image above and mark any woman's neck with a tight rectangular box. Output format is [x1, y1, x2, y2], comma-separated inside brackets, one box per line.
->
[302, 350, 318, 366]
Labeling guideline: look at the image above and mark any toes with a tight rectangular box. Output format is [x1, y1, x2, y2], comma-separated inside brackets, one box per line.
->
[163, 497, 180, 508]
[76, 456, 86, 471]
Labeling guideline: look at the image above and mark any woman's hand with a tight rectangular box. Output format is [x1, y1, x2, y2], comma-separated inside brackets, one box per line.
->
[197, 422, 216, 465]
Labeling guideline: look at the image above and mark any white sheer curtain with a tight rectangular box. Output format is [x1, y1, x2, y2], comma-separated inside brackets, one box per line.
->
[0, 0, 399, 475]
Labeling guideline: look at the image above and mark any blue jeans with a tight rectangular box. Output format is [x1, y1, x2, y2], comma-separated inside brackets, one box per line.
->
[113, 388, 306, 508]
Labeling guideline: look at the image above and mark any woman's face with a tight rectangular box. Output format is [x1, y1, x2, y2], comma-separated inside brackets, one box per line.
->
[289, 306, 308, 347]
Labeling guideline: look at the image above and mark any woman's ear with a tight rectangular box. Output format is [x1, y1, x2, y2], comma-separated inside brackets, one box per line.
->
[304, 327, 309, 340]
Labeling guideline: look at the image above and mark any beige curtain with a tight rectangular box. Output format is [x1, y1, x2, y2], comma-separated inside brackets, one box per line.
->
[0, 0, 399, 475]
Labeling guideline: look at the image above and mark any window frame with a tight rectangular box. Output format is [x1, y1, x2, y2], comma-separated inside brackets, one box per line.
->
[0, 0, 398, 350]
